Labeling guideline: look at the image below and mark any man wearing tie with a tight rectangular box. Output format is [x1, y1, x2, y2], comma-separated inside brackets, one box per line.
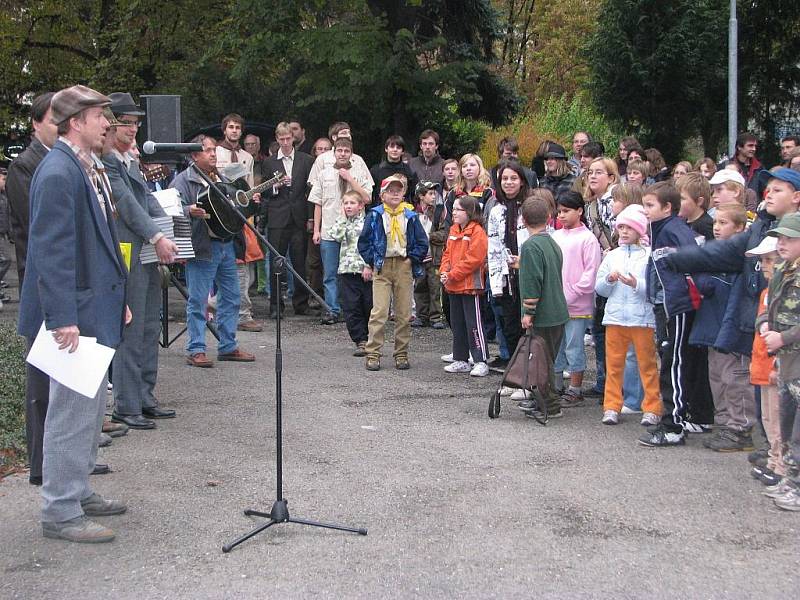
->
[262, 122, 315, 317]
[102, 92, 179, 430]
[18, 85, 130, 543]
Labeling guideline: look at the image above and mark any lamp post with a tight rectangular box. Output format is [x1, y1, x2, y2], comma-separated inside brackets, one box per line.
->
[728, 0, 737, 158]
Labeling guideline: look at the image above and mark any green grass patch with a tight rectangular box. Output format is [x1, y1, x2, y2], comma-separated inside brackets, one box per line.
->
[0, 321, 27, 473]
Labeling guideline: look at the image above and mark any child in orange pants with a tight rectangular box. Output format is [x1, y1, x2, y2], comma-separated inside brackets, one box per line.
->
[594, 205, 662, 426]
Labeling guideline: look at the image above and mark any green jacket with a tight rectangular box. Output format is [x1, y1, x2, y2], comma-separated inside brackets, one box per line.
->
[518, 232, 569, 328]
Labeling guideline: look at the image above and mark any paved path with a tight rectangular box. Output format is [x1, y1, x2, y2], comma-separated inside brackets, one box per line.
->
[1, 307, 799, 599]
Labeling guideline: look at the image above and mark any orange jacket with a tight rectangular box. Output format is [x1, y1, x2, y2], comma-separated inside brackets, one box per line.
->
[441, 220, 487, 295]
[751, 288, 775, 385]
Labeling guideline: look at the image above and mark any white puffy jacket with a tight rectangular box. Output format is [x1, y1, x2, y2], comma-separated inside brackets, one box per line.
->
[595, 243, 655, 328]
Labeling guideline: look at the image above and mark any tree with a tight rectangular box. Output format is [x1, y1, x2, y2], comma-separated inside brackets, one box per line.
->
[587, 0, 800, 162]
[493, 0, 597, 105]
[586, 0, 719, 162]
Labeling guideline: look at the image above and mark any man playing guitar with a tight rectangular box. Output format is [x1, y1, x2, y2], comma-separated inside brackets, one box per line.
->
[169, 135, 256, 368]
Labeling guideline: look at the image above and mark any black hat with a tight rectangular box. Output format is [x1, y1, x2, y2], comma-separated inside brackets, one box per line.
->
[543, 143, 567, 160]
[109, 92, 145, 116]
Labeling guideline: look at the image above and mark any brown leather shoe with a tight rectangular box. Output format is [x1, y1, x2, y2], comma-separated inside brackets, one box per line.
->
[217, 348, 256, 362]
[186, 352, 214, 368]
[237, 320, 264, 332]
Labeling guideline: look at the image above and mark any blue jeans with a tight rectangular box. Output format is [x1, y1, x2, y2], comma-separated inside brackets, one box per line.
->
[623, 345, 644, 410]
[554, 318, 589, 374]
[185, 241, 240, 355]
[319, 239, 341, 315]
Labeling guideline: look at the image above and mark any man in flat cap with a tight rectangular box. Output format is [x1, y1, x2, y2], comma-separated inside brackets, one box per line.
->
[18, 84, 130, 544]
[102, 92, 178, 431]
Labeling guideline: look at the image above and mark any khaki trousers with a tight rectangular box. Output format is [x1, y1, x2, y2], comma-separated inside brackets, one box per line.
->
[603, 325, 662, 415]
[761, 385, 786, 475]
[366, 257, 413, 359]
[708, 349, 755, 432]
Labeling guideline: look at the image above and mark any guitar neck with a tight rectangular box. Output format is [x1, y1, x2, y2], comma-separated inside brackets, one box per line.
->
[242, 171, 284, 202]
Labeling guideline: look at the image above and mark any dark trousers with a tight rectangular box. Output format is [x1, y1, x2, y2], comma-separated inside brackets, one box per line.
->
[413, 262, 443, 324]
[268, 226, 308, 311]
[684, 345, 715, 425]
[532, 323, 565, 414]
[305, 233, 324, 297]
[25, 338, 50, 481]
[779, 381, 800, 468]
[592, 296, 606, 391]
[442, 288, 451, 326]
[339, 273, 372, 344]
[450, 293, 488, 363]
[654, 306, 697, 433]
[498, 285, 523, 358]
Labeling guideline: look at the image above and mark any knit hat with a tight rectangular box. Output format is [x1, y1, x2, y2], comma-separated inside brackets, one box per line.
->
[615, 204, 649, 245]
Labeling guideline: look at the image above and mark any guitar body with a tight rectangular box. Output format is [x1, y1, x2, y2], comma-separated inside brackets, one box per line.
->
[191, 168, 282, 240]
[196, 180, 247, 239]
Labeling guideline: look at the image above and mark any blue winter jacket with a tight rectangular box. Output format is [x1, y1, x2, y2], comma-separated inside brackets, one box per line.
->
[646, 215, 698, 318]
[664, 209, 777, 355]
[688, 272, 736, 348]
[357, 205, 428, 279]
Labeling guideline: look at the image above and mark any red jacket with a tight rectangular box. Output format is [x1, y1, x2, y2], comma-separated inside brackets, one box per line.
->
[441, 220, 487, 295]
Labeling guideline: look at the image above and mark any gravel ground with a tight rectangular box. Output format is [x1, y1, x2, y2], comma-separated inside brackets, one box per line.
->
[1, 284, 799, 599]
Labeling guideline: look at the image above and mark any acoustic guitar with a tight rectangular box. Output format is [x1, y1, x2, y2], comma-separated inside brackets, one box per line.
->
[195, 169, 284, 239]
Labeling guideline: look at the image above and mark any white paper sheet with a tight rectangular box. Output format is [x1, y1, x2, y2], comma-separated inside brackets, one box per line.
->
[151, 188, 184, 217]
[26, 324, 116, 398]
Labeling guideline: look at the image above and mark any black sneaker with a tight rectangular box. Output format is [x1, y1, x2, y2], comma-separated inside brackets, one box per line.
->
[748, 448, 769, 468]
[320, 312, 337, 325]
[759, 468, 782, 486]
[703, 429, 754, 452]
[487, 357, 509, 372]
[638, 425, 686, 447]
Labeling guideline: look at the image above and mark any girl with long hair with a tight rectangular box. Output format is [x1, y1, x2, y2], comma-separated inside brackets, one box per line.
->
[487, 161, 532, 370]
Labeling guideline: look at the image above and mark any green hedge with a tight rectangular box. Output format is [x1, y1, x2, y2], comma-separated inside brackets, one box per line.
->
[0, 321, 27, 468]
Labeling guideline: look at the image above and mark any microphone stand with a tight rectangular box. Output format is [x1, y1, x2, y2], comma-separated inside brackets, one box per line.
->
[185, 163, 368, 552]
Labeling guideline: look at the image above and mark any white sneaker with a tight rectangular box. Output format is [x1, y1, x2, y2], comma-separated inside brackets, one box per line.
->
[584, 333, 594, 347]
[640, 412, 661, 426]
[621, 405, 642, 414]
[441, 353, 473, 364]
[470, 362, 489, 377]
[510, 388, 530, 401]
[499, 386, 515, 397]
[444, 360, 471, 373]
[602, 410, 619, 425]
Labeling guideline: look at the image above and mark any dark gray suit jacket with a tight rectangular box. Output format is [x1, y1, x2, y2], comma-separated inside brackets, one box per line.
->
[101, 152, 166, 266]
[262, 151, 314, 230]
[6, 138, 48, 283]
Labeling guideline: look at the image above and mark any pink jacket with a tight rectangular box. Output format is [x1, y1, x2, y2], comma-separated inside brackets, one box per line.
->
[552, 224, 602, 317]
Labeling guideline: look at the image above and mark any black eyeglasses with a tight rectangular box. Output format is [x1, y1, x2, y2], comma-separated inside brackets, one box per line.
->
[118, 120, 142, 128]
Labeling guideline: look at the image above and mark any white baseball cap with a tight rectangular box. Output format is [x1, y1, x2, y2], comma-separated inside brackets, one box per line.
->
[708, 169, 746, 187]
[745, 236, 778, 257]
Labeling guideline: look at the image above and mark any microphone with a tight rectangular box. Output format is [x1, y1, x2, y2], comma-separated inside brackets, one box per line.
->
[142, 141, 203, 155]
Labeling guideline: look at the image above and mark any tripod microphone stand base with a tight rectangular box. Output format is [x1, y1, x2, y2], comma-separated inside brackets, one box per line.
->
[222, 499, 367, 553]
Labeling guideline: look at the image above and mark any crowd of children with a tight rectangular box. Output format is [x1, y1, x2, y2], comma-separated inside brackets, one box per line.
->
[330, 133, 800, 513]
